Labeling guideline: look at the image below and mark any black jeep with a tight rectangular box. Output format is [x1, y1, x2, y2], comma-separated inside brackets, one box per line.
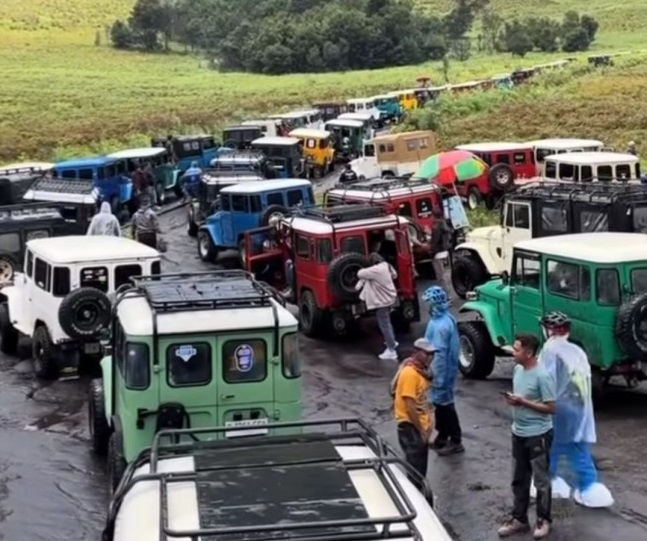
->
[209, 150, 277, 179]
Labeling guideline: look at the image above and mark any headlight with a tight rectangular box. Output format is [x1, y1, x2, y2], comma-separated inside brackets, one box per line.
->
[465, 291, 478, 300]
[262, 240, 271, 250]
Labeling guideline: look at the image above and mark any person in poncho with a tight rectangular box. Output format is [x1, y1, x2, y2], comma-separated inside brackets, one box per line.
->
[86, 201, 121, 237]
[535, 311, 614, 508]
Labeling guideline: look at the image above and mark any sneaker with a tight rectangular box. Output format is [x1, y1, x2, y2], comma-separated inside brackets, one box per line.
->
[378, 348, 398, 361]
[497, 518, 530, 538]
[436, 442, 465, 456]
[533, 519, 551, 539]
[384, 341, 399, 349]
[428, 438, 448, 450]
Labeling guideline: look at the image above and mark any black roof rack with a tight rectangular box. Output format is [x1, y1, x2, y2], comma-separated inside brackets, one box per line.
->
[214, 150, 266, 162]
[295, 203, 389, 224]
[328, 177, 436, 200]
[27, 178, 96, 195]
[0, 203, 63, 221]
[512, 181, 647, 204]
[103, 418, 425, 541]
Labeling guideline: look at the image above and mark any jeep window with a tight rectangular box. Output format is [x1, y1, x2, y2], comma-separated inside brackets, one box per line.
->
[223, 339, 267, 383]
[306, 139, 316, 149]
[536, 148, 555, 163]
[0, 232, 20, 254]
[406, 140, 417, 151]
[26, 229, 50, 242]
[151, 260, 161, 275]
[318, 239, 333, 263]
[287, 189, 304, 207]
[544, 161, 556, 179]
[168, 343, 211, 387]
[25, 250, 34, 277]
[34, 258, 51, 291]
[547, 260, 590, 300]
[495, 153, 510, 165]
[282, 333, 301, 378]
[202, 138, 216, 150]
[597, 165, 613, 181]
[61, 169, 77, 179]
[616, 163, 631, 180]
[220, 194, 231, 211]
[419, 138, 429, 149]
[596, 269, 620, 305]
[398, 201, 413, 217]
[364, 144, 375, 157]
[341, 236, 366, 255]
[580, 210, 609, 232]
[52, 267, 71, 297]
[512, 253, 540, 288]
[540, 205, 568, 233]
[105, 164, 116, 177]
[514, 153, 526, 164]
[319, 139, 328, 150]
[78, 168, 94, 180]
[80, 266, 108, 293]
[581, 165, 593, 182]
[250, 195, 262, 213]
[635, 163, 641, 178]
[631, 269, 647, 294]
[633, 206, 647, 233]
[505, 203, 530, 229]
[558, 163, 575, 180]
[231, 194, 248, 212]
[296, 235, 310, 259]
[416, 198, 433, 217]
[267, 192, 283, 206]
[124, 342, 150, 390]
[115, 264, 142, 289]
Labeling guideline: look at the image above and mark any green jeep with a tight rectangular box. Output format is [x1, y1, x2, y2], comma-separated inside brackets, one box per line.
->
[457, 232, 647, 391]
[87, 270, 301, 491]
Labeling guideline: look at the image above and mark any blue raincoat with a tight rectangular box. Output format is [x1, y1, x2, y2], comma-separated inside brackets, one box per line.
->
[424, 300, 460, 405]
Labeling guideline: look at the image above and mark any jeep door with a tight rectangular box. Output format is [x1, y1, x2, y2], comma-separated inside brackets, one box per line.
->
[501, 202, 531, 272]
[509, 250, 544, 337]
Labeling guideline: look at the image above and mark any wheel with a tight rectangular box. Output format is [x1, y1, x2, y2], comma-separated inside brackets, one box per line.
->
[32, 325, 58, 380]
[261, 204, 288, 226]
[458, 321, 495, 379]
[155, 182, 166, 205]
[0, 253, 18, 285]
[466, 187, 482, 210]
[489, 163, 515, 191]
[615, 293, 647, 359]
[197, 230, 218, 262]
[0, 303, 18, 355]
[299, 290, 327, 338]
[187, 206, 198, 237]
[108, 430, 127, 495]
[326, 253, 370, 302]
[89, 379, 110, 456]
[58, 287, 111, 340]
[451, 253, 488, 299]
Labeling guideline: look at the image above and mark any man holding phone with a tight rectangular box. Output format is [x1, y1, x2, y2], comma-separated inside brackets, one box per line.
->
[499, 334, 556, 540]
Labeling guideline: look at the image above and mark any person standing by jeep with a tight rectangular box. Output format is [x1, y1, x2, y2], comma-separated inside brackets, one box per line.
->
[430, 207, 452, 291]
[339, 163, 358, 183]
[356, 253, 399, 361]
[132, 195, 161, 249]
[132, 162, 148, 209]
[182, 161, 202, 201]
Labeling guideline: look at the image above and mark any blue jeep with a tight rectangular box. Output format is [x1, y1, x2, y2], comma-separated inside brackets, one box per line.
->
[151, 135, 231, 172]
[197, 178, 314, 266]
[52, 156, 132, 214]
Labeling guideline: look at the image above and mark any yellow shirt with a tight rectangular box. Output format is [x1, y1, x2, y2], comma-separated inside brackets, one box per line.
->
[394, 365, 431, 431]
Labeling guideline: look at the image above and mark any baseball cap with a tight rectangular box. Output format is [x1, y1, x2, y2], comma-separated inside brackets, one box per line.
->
[413, 338, 437, 353]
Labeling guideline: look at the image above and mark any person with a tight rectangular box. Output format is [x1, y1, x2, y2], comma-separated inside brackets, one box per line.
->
[339, 163, 358, 183]
[132, 162, 148, 208]
[143, 162, 158, 207]
[86, 201, 121, 237]
[534, 311, 614, 509]
[422, 286, 464, 455]
[132, 195, 161, 248]
[356, 253, 399, 361]
[429, 207, 452, 291]
[391, 338, 435, 490]
[627, 141, 637, 156]
[182, 161, 202, 200]
[164, 134, 177, 161]
[498, 334, 556, 540]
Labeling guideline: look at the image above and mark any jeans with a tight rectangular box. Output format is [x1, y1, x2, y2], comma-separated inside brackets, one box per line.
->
[550, 441, 598, 491]
[433, 402, 462, 444]
[511, 430, 553, 524]
[397, 422, 428, 490]
[375, 307, 397, 350]
[431, 255, 450, 292]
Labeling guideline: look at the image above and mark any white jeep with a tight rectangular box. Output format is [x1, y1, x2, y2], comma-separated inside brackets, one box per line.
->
[0, 235, 161, 380]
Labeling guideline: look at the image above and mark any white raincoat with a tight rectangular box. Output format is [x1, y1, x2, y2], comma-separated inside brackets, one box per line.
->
[87, 202, 122, 237]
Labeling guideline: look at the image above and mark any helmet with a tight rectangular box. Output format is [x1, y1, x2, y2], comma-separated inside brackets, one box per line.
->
[540, 311, 571, 328]
[422, 285, 449, 306]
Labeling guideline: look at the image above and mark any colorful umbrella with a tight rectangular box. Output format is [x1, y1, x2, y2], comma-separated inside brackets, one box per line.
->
[415, 150, 487, 183]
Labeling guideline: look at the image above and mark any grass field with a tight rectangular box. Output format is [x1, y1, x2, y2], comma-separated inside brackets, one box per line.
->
[0, 0, 647, 161]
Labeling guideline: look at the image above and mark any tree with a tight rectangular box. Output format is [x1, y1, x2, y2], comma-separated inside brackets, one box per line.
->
[562, 27, 591, 52]
[129, 0, 172, 50]
[480, 9, 503, 53]
[502, 19, 533, 57]
[110, 20, 134, 49]
[580, 14, 599, 42]
[525, 17, 560, 53]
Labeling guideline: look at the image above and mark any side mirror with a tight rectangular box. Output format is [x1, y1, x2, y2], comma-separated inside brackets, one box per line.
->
[501, 270, 510, 285]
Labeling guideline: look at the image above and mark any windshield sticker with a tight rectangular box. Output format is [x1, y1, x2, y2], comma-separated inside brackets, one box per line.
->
[175, 345, 197, 363]
[234, 344, 254, 372]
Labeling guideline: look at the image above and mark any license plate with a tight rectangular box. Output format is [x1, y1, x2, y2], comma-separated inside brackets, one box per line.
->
[84, 343, 101, 354]
[225, 418, 269, 438]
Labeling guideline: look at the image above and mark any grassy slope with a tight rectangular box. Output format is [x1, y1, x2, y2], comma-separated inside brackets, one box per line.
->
[0, 0, 646, 161]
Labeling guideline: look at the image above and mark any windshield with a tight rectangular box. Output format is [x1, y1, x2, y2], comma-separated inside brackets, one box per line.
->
[633, 206, 647, 233]
[632, 268, 647, 294]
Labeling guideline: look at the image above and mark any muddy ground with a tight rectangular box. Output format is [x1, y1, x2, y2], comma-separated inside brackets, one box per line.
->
[1, 177, 647, 541]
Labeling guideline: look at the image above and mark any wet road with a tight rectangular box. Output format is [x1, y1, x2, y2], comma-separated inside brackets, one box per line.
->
[1, 177, 647, 541]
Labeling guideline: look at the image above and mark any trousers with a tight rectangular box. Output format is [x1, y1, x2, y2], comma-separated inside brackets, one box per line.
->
[550, 441, 598, 491]
[375, 307, 397, 350]
[397, 422, 428, 490]
[433, 402, 462, 444]
[512, 430, 553, 523]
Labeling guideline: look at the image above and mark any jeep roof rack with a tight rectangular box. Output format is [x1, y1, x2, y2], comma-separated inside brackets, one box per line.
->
[0, 203, 63, 221]
[295, 203, 389, 224]
[513, 181, 647, 204]
[27, 177, 96, 195]
[334, 177, 431, 192]
[103, 418, 424, 541]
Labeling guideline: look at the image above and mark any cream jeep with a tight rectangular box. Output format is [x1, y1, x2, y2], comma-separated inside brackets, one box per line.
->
[0, 235, 160, 380]
[542, 152, 640, 183]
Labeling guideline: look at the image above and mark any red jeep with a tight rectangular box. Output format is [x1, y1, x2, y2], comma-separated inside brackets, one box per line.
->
[244, 204, 420, 338]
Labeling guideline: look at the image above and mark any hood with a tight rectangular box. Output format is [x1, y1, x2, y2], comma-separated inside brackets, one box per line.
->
[466, 225, 503, 243]
[100, 201, 111, 214]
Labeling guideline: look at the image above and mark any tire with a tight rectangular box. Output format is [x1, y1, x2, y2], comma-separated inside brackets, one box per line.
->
[261, 204, 288, 226]
[489, 163, 514, 191]
[326, 253, 370, 302]
[58, 287, 111, 340]
[451, 254, 489, 299]
[615, 293, 647, 359]
[89, 379, 110, 456]
[466, 187, 482, 210]
[187, 206, 198, 237]
[0, 253, 18, 285]
[108, 430, 127, 495]
[0, 303, 18, 355]
[197, 230, 218, 262]
[155, 182, 166, 205]
[32, 325, 57, 380]
[299, 290, 327, 338]
[458, 321, 496, 379]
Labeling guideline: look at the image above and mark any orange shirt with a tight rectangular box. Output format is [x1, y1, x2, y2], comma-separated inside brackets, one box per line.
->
[394, 365, 431, 431]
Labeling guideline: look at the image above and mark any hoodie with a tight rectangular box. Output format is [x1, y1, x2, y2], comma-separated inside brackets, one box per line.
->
[424, 300, 460, 405]
[86, 202, 121, 237]
[356, 261, 397, 310]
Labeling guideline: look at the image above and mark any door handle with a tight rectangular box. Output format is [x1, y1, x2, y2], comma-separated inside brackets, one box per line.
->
[220, 394, 235, 400]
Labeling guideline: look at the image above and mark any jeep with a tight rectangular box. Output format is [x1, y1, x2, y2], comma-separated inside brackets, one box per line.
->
[542, 152, 640, 183]
[325, 119, 368, 161]
[222, 125, 264, 150]
[313, 101, 348, 122]
[86, 270, 300, 491]
[197, 179, 314, 267]
[250, 137, 305, 178]
[0, 235, 161, 380]
[457, 233, 647, 397]
[209, 150, 276, 178]
[528, 138, 604, 175]
[244, 204, 420, 337]
[151, 134, 227, 172]
[0, 163, 51, 205]
[451, 182, 647, 298]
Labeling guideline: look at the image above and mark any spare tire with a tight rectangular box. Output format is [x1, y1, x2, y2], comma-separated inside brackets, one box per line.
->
[261, 204, 288, 226]
[58, 287, 111, 341]
[327, 253, 370, 301]
[616, 293, 647, 359]
[0, 252, 18, 285]
[489, 163, 514, 191]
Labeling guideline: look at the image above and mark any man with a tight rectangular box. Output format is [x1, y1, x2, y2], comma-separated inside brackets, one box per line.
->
[86, 201, 121, 236]
[339, 163, 358, 183]
[429, 207, 452, 291]
[132, 162, 148, 209]
[627, 141, 637, 156]
[182, 161, 203, 200]
[356, 253, 399, 361]
[422, 286, 464, 455]
[499, 333, 555, 540]
[143, 162, 158, 207]
[535, 311, 614, 508]
[392, 338, 435, 490]
[132, 195, 161, 248]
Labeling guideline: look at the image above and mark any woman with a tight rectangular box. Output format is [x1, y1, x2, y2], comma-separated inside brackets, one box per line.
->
[86, 202, 121, 237]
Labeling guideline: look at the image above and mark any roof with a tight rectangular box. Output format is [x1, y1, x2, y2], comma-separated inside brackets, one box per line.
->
[515, 233, 647, 263]
[23, 178, 99, 204]
[346, 97, 374, 103]
[202, 174, 263, 185]
[0, 162, 54, 174]
[528, 138, 604, 149]
[212, 153, 264, 164]
[26, 236, 160, 264]
[339, 113, 374, 121]
[251, 136, 301, 146]
[289, 128, 331, 139]
[325, 119, 364, 128]
[370, 94, 393, 100]
[371, 131, 434, 143]
[242, 119, 279, 126]
[221, 178, 311, 194]
[223, 125, 262, 131]
[456, 142, 531, 152]
[544, 151, 639, 165]
[107, 148, 167, 160]
[327, 181, 438, 200]
[53, 156, 115, 169]
[387, 89, 416, 96]
[285, 213, 408, 235]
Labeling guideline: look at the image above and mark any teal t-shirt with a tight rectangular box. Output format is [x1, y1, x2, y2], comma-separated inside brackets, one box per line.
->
[511, 364, 556, 437]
